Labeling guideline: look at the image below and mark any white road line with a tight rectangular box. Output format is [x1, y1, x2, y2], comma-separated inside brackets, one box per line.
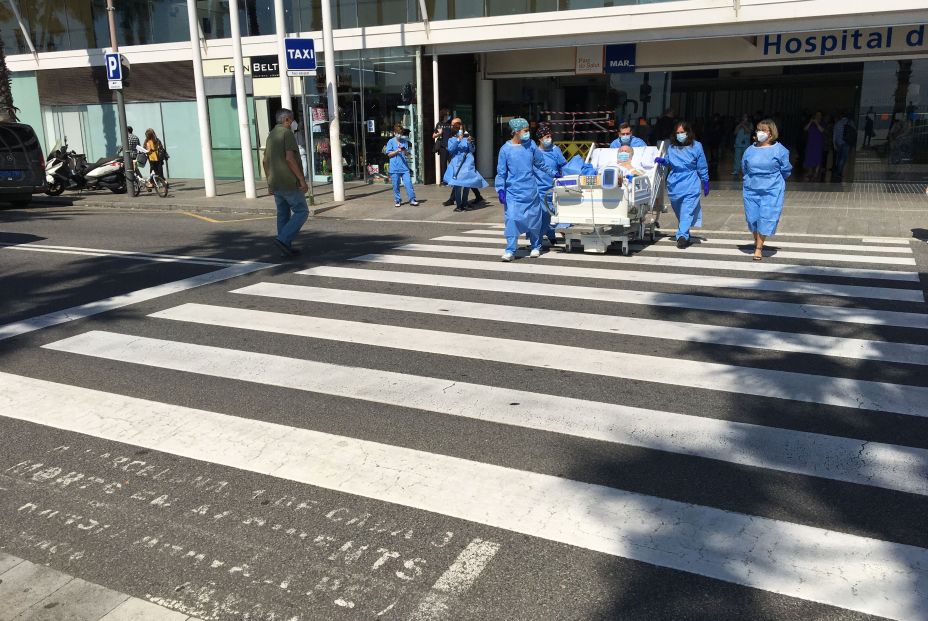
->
[657, 228, 913, 243]
[0, 244, 235, 267]
[344, 254, 925, 303]
[2, 370, 925, 620]
[409, 539, 501, 621]
[300, 266, 928, 330]
[647, 236, 913, 254]
[0, 263, 272, 342]
[458, 231, 914, 254]
[42, 331, 928, 495]
[431, 236, 918, 266]
[151, 304, 928, 417]
[0, 242, 249, 265]
[462, 229, 912, 254]
[395, 243, 921, 283]
[233, 283, 928, 366]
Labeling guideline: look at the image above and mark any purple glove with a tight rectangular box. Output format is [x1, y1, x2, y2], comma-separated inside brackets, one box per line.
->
[497, 189, 506, 205]
[702, 180, 710, 196]
[654, 157, 669, 166]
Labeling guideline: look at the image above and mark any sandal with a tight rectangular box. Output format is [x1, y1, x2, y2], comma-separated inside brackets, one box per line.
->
[752, 255, 763, 261]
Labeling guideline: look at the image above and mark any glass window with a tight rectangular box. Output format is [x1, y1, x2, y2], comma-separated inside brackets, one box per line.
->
[150, 0, 191, 43]
[0, 5, 28, 55]
[356, 0, 411, 27]
[22, 0, 70, 52]
[422, 1, 482, 20]
[296, 0, 322, 32]
[486, 0, 557, 17]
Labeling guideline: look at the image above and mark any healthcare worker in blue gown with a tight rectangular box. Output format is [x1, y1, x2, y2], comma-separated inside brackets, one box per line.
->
[533, 123, 567, 247]
[654, 120, 709, 248]
[742, 118, 792, 261]
[609, 121, 647, 149]
[443, 124, 488, 212]
[495, 118, 558, 262]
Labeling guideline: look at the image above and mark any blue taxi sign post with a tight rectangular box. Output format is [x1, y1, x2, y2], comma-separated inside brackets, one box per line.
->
[284, 38, 317, 77]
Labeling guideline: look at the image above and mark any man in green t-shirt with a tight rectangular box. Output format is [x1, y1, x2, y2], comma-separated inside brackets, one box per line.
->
[263, 108, 309, 257]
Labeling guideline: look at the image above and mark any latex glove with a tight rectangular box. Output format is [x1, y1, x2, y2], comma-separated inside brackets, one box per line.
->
[654, 157, 669, 166]
[497, 189, 506, 205]
[702, 180, 710, 196]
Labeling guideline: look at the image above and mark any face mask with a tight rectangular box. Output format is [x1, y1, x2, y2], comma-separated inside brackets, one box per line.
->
[394, 133, 402, 138]
[291, 121, 299, 132]
[542, 138, 552, 147]
[458, 130, 463, 137]
[619, 135, 631, 144]
[756, 131, 769, 143]
[617, 152, 631, 162]
[520, 132, 532, 143]
[676, 132, 688, 143]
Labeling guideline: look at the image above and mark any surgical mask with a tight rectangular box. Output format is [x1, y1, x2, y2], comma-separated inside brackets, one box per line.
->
[291, 121, 299, 132]
[676, 132, 688, 143]
[394, 133, 402, 138]
[520, 131, 532, 143]
[542, 138, 552, 147]
[619, 135, 631, 144]
[458, 130, 464, 137]
[756, 131, 769, 143]
[617, 152, 631, 162]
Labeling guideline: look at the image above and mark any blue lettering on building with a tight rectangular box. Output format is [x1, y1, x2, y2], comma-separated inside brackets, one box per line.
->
[762, 25, 924, 57]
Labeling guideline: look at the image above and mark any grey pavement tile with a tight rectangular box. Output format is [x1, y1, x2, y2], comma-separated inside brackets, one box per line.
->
[0, 561, 72, 621]
[98, 598, 190, 621]
[0, 553, 24, 575]
[16, 578, 127, 621]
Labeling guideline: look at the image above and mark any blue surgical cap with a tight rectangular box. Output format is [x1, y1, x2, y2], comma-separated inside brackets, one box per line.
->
[509, 118, 529, 133]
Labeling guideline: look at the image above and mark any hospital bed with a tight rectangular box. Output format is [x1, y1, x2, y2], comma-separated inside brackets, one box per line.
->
[550, 142, 667, 255]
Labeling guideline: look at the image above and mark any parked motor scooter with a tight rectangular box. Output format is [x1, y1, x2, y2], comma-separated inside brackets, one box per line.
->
[45, 139, 127, 195]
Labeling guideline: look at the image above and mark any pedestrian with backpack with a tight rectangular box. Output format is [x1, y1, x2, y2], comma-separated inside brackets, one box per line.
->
[143, 128, 168, 184]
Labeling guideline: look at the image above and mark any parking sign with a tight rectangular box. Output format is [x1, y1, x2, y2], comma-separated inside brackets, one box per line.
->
[105, 52, 123, 89]
[284, 39, 317, 77]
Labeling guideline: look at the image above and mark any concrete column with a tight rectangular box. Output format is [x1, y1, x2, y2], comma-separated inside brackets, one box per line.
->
[274, 0, 292, 110]
[320, 0, 344, 202]
[432, 54, 440, 184]
[186, 0, 216, 197]
[228, 0, 256, 198]
[476, 58, 494, 180]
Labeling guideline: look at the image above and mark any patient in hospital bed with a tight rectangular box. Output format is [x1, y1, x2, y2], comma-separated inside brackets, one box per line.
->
[591, 145, 660, 179]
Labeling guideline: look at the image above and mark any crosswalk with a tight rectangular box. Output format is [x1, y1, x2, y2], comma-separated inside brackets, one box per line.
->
[3, 227, 927, 620]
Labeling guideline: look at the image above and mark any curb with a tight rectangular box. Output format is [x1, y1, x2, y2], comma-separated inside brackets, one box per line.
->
[26, 197, 343, 216]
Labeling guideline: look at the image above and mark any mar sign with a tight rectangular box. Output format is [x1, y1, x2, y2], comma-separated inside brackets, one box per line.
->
[285, 38, 317, 77]
[605, 44, 636, 74]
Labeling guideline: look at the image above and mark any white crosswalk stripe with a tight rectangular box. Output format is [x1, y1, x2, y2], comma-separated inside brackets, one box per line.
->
[300, 265, 928, 329]
[233, 282, 928, 365]
[394, 243, 922, 282]
[8, 231, 928, 620]
[431, 235, 919, 266]
[459, 230, 917, 254]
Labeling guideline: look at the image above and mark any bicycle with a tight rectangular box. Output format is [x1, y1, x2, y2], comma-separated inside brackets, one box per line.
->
[130, 162, 169, 198]
[132, 146, 168, 198]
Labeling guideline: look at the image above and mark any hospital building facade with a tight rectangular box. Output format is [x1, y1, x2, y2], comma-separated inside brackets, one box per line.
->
[4, 1, 926, 187]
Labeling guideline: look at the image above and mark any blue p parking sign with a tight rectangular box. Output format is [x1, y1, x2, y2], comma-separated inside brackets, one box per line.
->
[284, 39, 317, 77]
[105, 52, 122, 81]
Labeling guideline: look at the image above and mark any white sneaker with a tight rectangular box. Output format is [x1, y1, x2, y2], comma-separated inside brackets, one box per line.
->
[500, 252, 514, 262]
[529, 248, 541, 258]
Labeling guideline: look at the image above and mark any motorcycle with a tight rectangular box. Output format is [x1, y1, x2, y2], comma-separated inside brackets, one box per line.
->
[45, 139, 127, 195]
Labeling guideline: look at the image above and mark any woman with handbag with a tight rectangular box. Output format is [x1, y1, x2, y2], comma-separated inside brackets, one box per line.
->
[443, 124, 487, 212]
[143, 128, 167, 185]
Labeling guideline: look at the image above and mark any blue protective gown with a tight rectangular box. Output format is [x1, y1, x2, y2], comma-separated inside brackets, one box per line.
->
[443, 137, 488, 189]
[534, 143, 567, 243]
[385, 137, 415, 204]
[742, 142, 792, 237]
[495, 141, 557, 253]
[664, 141, 709, 240]
[608, 136, 647, 149]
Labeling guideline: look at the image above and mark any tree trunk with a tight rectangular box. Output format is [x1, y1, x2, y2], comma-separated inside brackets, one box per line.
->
[0, 40, 19, 122]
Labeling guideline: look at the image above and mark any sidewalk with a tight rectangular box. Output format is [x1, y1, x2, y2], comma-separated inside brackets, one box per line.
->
[23, 177, 928, 238]
[0, 552, 202, 620]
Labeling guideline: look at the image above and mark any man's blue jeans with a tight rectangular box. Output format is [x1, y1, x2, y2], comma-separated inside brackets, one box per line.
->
[274, 190, 309, 247]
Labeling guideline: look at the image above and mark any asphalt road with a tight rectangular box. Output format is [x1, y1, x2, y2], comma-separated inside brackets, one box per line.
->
[1, 205, 926, 621]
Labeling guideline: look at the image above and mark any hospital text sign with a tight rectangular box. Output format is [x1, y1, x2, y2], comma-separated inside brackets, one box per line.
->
[762, 25, 925, 59]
